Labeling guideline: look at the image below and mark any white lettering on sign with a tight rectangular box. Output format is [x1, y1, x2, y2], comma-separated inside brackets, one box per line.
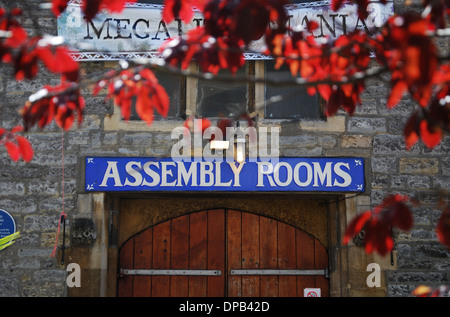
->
[97, 160, 353, 189]
[257, 161, 352, 188]
[99, 161, 246, 188]
[86, 157, 364, 192]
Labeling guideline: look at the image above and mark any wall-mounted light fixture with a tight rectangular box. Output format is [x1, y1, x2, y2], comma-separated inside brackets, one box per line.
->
[234, 136, 246, 163]
[209, 139, 229, 151]
[209, 120, 246, 163]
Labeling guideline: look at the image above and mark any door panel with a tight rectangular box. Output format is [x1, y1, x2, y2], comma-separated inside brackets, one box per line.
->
[227, 210, 241, 297]
[118, 209, 329, 297]
[241, 212, 259, 297]
[188, 211, 207, 297]
[152, 221, 171, 297]
[170, 215, 189, 297]
[278, 222, 297, 296]
[207, 210, 226, 296]
[259, 217, 278, 297]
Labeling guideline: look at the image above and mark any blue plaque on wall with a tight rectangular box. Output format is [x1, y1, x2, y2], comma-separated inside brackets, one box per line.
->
[0, 209, 16, 239]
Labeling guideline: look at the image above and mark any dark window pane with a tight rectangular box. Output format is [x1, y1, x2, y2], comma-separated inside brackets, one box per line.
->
[265, 61, 321, 119]
[197, 67, 248, 118]
[130, 70, 184, 120]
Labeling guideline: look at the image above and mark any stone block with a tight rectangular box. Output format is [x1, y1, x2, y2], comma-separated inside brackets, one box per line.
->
[371, 173, 389, 189]
[299, 115, 346, 132]
[373, 135, 419, 155]
[0, 181, 25, 196]
[371, 156, 397, 173]
[390, 175, 431, 189]
[348, 117, 386, 133]
[432, 176, 450, 189]
[23, 215, 60, 232]
[399, 158, 439, 174]
[341, 135, 372, 148]
[28, 180, 59, 196]
[0, 275, 19, 297]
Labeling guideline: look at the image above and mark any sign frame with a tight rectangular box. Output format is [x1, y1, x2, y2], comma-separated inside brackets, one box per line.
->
[57, 0, 394, 61]
[84, 156, 365, 193]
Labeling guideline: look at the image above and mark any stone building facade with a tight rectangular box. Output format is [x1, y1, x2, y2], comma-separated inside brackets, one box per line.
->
[0, 0, 448, 297]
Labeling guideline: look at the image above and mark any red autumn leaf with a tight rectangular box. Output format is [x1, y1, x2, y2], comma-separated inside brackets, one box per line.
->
[52, 0, 136, 21]
[116, 89, 133, 121]
[135, 87, 154, 125]
[152, 84, 170, 117]
[82, 0, 102, 21]
[317, 85, 332, 101]
[184, 117, 212, 133]
[404, 112, 420, 150]
[102, 0, 135, 13]
[412, 285, 450, 297]
[436, 206, 450, 250]
[331, 0, 346, 11]
[0, 126, 34, 162]
[422, 0, 448, 29]
[412, 285, 433, 297]
[95, 68, 169, 124]
[21, 84, 84, 131]
[382, 14, 438, 108]
[403, 101, 445, 151]
[51, 0, 69, 17]
[306, 20, 319, 33]
[10, 125, 24, 134]
[419, 119, 442, 149]
[364, 217, 394, 255]
[215, 118, 233, 140]
[38, 46, 79, 82]
[387, 76, 408, 108]
[15, 136, 34, 162]
[163, 0, 194, 24]
[55, 105, 74, 131]
[324, 83, 363, 116]
[12, 39, 40, 80]
[139, 68, 170, 117]
[342, 210, 371, 245]
[5, 25, 27, 48]
[4, 140, 20, 162]
[343, 194, 413, 256]
[234, 0, 272, 44]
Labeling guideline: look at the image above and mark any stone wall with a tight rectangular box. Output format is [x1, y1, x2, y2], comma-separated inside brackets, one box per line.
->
[0, 1, 448, 297]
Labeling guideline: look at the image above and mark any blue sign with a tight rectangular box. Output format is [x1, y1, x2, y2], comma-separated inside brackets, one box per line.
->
[85, 157, 365, 193]
[0, 209, 16, 239]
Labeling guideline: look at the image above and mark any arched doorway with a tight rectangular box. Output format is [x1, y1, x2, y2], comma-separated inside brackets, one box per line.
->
[117, 209, 329, 297]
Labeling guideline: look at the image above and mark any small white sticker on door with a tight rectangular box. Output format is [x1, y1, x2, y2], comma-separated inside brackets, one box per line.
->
[304, 288, 321, 297]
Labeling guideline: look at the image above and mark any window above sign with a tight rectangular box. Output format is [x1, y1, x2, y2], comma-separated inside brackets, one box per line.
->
[70, 1, 392, 126]
[125, 60, 323, 123]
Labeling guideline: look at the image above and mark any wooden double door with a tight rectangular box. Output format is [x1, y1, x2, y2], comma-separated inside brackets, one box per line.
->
[118, 209, 329, 297]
